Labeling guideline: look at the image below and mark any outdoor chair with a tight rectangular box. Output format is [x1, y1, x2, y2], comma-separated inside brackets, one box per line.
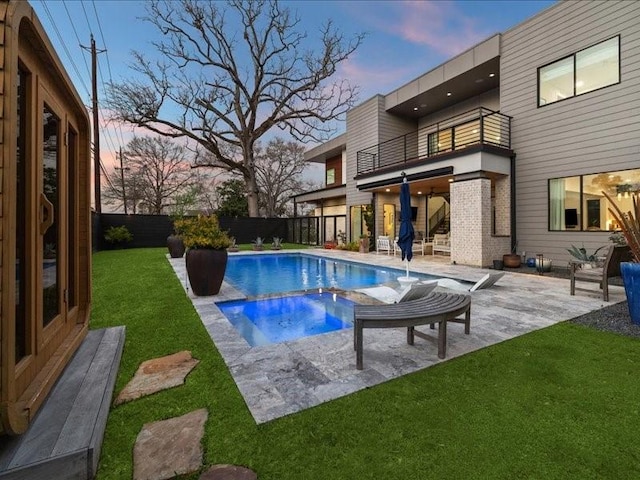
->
[353, 291, 471, 369]
[376, 236, 392, 254]
[432, 233, 451, 256]
[356, 280, 438, 304]
[436, 272, 505, 292]
[569, 244, 632, 301]
[393, 237, 425, 256]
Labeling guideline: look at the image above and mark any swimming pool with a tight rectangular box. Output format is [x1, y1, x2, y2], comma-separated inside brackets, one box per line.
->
[218, 292, 354, 346]
[224, 253, 437, 296]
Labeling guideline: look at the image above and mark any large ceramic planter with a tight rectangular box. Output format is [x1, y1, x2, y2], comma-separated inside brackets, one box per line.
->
[185, 249, 228, 296]
[167, 234, 185, 258]
[621, 262, 640, 325]
[359, 238, 369, 253]
[503, 253, 521, 268]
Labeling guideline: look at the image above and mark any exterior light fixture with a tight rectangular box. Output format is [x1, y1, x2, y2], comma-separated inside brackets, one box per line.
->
[446, 92, 452, 96]
[413, 107, 418, 111]
[417, 191, 422, 195]
[489, 73, 495, 77]
[385, 188, 390, 192]
[448, 179, 454, 183]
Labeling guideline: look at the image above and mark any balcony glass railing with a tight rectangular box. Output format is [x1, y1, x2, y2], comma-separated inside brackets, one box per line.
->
[356, 107, 512, 176]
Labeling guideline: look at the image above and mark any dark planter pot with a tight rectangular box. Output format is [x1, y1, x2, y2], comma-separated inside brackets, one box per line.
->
[493, 259, 504, 270]
[621, 262, 640, 325]
[503, 253, 521, 268]
[185, 249, 228, 296]
[167, 235, 185, 258]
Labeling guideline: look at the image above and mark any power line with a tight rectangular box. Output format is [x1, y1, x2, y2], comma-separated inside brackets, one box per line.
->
[62, 0, 91, 82]
[39, 2, 92, 99]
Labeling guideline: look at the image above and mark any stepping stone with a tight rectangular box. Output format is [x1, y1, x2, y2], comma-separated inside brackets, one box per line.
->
[200, 465, 258, 480]
[133, 408, 208, 480]
[115, 350, 199, 405]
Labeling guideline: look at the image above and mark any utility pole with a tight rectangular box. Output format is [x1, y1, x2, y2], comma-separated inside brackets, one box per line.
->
[117, 147, 130, 214]
[82, 35, 106, 213]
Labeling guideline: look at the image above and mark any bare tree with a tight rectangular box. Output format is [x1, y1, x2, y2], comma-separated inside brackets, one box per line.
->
[106, 0, 363, 217]
[103, 136, 195, 214]
[255, 137, 311, 217]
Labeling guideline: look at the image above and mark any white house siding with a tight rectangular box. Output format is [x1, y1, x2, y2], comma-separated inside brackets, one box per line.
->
[501, 0, 640, 264]
[346, 95, 415, 240]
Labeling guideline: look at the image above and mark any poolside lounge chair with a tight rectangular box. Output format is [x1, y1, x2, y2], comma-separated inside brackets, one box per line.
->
[357, 281, 438, 304]
[376, 236, 392, 254]
[353, 291, 471, 369]
[436, 272, 505, 292]
[570, 244, 631, 301]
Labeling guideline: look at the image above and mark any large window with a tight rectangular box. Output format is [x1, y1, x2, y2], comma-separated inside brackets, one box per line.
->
[539, 36, 620, 107]
[549, 168, 640, 231]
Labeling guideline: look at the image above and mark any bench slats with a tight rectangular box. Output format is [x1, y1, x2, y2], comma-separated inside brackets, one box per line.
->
[354, 292, 471, 369]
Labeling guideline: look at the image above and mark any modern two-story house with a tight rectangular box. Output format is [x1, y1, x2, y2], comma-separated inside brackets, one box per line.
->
[293, 0, 639, 267]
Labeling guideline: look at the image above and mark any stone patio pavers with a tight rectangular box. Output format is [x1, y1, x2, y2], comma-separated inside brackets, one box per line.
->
[115, 350, 200, 405]
[167, 250, 626, 424]
[133, 408, 208, 480]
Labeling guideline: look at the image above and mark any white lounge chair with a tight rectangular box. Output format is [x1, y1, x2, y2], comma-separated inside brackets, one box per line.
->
[436, 272, 505, 292]
[432, 233, 450, 256]
[357, 281, 438, 304]
[376, 236, 392, 254]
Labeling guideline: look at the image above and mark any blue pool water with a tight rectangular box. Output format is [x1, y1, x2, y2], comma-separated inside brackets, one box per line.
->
[224, 253, 433, 296]
[218, 293, 354, 346]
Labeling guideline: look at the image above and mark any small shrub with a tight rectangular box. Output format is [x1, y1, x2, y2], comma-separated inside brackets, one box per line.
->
[104, 225, 133, 245]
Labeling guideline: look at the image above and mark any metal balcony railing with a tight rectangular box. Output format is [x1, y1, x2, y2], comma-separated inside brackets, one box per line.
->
[356, 107, 512, 176]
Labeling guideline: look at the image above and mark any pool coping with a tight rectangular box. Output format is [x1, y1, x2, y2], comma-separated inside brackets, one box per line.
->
[168, 249, 625, 424]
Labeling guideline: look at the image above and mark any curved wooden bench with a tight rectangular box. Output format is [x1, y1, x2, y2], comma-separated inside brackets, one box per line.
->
[353, 291, 471, 370]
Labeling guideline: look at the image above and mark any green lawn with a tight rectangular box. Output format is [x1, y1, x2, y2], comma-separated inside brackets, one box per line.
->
[93, 248, 640, 479]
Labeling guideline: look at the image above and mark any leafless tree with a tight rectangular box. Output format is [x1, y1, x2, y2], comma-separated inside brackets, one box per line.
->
[106, 0, 363, 217]
[255, 137, 315, 217]
[103, 136, 195, 214]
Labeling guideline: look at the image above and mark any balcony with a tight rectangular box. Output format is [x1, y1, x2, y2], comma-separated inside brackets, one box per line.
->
[356, 108, 512, 176]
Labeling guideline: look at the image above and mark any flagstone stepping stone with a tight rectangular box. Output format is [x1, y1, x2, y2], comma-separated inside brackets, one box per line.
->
[133, 408, 208, 480]
[200, 464, 258, 480]
[115, 350, 199, 405]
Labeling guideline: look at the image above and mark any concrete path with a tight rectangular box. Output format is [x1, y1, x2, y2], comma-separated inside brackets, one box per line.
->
[168, 250, 625, 424]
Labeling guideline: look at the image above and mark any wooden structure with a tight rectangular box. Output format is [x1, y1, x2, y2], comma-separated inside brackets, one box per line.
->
[0, 1, 92, 435]
[570, 244, 632, 302]
[353, 292, 471, 370]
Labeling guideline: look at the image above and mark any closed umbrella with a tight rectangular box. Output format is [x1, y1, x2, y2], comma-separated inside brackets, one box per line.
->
[397, 177, 415, 278]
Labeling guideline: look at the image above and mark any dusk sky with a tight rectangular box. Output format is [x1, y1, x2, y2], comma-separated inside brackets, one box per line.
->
[31, 0, 556, 176]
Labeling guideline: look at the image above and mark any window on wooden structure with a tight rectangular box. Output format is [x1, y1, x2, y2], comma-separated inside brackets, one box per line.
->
[538, 36, 620, 107]
[67, 129, 77, 308]
[15, 65, 29, 362]
[42, 104, 60, 327]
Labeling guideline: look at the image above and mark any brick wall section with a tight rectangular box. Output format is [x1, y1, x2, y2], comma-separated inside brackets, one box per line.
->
[451, 178, 510, 267]
[494, 175, 510, 236]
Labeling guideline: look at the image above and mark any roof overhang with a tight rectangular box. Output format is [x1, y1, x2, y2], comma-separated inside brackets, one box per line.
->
[292, 184, 346, 203]
[304, 133, 347, 163]
[385, 34, 501, 118]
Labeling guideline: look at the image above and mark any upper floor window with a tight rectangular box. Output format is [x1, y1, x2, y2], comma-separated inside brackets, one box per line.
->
[326, 168, 335, 185]
[538, 36, 620, 107]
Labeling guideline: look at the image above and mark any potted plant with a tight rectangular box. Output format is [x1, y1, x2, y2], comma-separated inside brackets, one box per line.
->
[566, 243, 608, 268]
[271, 237, 283, 250]
[603, 190, 640, 324]
[167, 191, 196, 258]
[502, 242, 521, 268]
[180, 214, 232, 296]
[252, 236, 264, 251]
[359, 234, 370, 253]
[227, 236, 239, 253]
[104, 225, 133, 249]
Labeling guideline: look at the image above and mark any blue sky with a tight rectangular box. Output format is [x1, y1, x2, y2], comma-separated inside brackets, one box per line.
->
[31, 0, 556, 172]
